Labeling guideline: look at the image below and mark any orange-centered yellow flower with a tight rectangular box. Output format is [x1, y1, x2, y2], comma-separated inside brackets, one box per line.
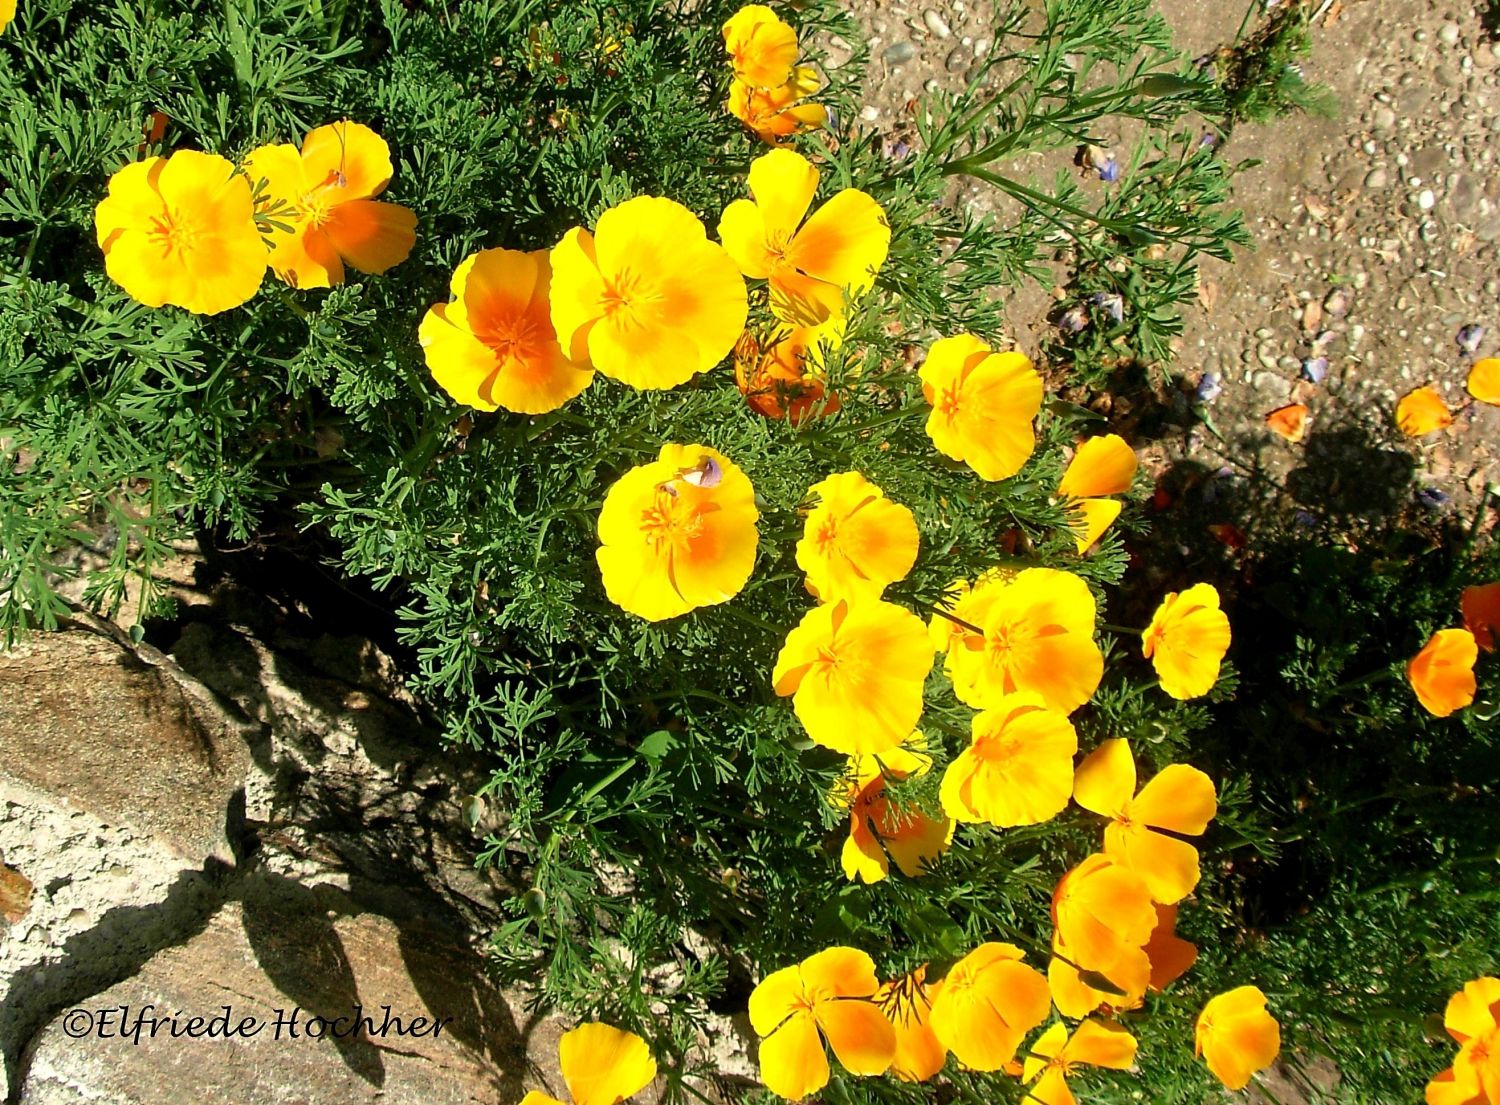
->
[1195, 987, 1281, 1092]
[876, 967, 947, 1082]
[1051, 853, 1157, 976]
[1072, 738, 1217, 904]
[94, 151, 265, 315]
[551, 196, 748, 389]
[1022, 1020, 1139, 1105]
[796, 472, 919, 604]
[942, 567, 1103, 715]
[1142, 583, 1232, 700]
[1462, 583, 1500, 652]
[927, 943, 1050, 1072]
[1426, 977, 1500, 1105]
[837, 739, 953, 883]
[718, 148, 890, 328]
[735, 324, 841, 421]
[245, 121, 416, 289]
[519, 1022, 656, 1105]
[596, 445, 759, 622]
[1469, 359, 1500, 405]
[939, 693, 1078, 827]
[1407, 628, 1479, 718]
[418, 248, 592, 414]
[919, 334, 1044, 481]
[1396, 385, 1454, 435]
[773, 598, 934, 756]
[748, 946, 895, 1100]
[0, 0, 15, 34]
[723, 4, 799, 88]
[728, 69, 826, 144]
[1057, 434, 1137, 554]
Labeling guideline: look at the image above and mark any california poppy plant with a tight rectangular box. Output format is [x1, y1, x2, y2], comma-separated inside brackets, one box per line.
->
[1195, 986, 1281, 1092]
[728, 68, 826, 144]
[1425, 976, 1500, 1105]
[722, 4, 799, 88]
[418, 248, 593, 414]
[1021, 1020, 1138, 1105]
[876, 968, 947, 1082]
[595, 445, 759, 622]
[719, 148, 890, 328]
[245, 120, 417, 289]
[1051, 853, 1157, 975]
[942, 567, 1104, 715]
[551, 196, 748, 389]
[734, 324, 841, 421]
[1142, 583, 1232, 700]
[836, 739, 953, 883]
[1407, 628, 1479, 718]
[919, 334, 1044, 481]
[939, 693, 1078, 827]
[927, 942, 1050, 1071]
[773, 598, 934, 756]
[1468, 358, 1500, 405]
[1072, 738, 1217, 903]
[1462, 583, 1500, 651]
[1057, 434, 1136, 554]
[94, 150, 265, 315]
[748, 946, 895, 1100]
[796, 471, 919, 604]
[519, 1022, 656, 1105]
[1396, 385, 1454, 435]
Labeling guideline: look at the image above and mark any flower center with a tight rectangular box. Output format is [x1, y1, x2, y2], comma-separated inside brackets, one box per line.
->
[938, 384, 963, 417]
[640, 486, 704, 552]
[147, 208, 201, 258]
[483, 312, 542, 364]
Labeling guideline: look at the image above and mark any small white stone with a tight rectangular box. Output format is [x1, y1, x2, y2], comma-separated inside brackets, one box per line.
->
[1418, 188, 1437, 210]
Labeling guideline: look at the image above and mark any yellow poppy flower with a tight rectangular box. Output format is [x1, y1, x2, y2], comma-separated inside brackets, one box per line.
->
[927, 942, 1050, 1071]
[1144, 903, 1198, 993]
[0, 0, 14, 33]
[918, 335, 1044, 481]
[728, 69, 827, 144]
[94, 151, 265, 315]
[1051, 853, 1156, 975]
[748, 946, 895, 1100]
[519, 1022, 656, 1105]
[1407, 628, 1478, 718]
[244, 120, 417, 289]
[1462, 583, 1500, 651]
[722, 4, 799, 88]
[796, 471, 919, 604]
[596, 445, 759, 622]
[1468, 358, 1500, 405]
[1058, 435, 1137, 498]
[735, 323, 841, 421]
[1072, 738, 1218, 904]
[1064, 499, 1122, 555]
[1047, 935, 1149, 1020]
[1396, 385, 1454, 435]
[773, 598, 933, 756]
[418, 248, 593, 414]
[943, 567, 1103, 715]
[1195, 987, 1281, 1092]
[876, 967, 947, 1082]
[1022, 1020, 1138, 1105]
[939, 693, 1078, 827]
[550, 196, 748, 389]
[718, 148, 890, 328]
[836, 738, 953, 883]
[1142, 583, 1231, 700]
[1427, 977, 1500, 1105]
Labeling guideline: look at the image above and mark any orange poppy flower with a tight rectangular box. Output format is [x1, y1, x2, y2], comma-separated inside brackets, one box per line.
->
[919, 335, 1043, 481]
[418, 248, 593, 414]
[1142, 583, 1232, 700]
[876, 967, 948, 1082]
[1461, 583, 1500, 651]
[1407, 628, 1479, 718]
[1426, 977, 1500, 1105]
[734, 325, 841, 421]
[1058, 435, 1137, 499]
[1264, 403, 1310, 443]
[94, 151, 265, 315]
[1195, 987, 1281, 1092]
[718, 148, 890, 328]
[1468, 359, 1500, 405]
[1047, 935, 1149, 1020]
[927, 943, 1050, 1071]
[728, 68, 826, 144]
[245, 121, 417, 289]
[550, 196, 747, 390]
[1072, 738, 1217, 903]
[1144, 904, 1198, 992]
[520, 1023, 656, 1105]
[942, 567, 1103, 715]
[797, 472, 920, 605]
[1051, 853, 1157, 975]
[939, 693, 1078, 827]
[1396, 385, 1454, 435]
[773, 599, 934, 756]
[836, 738, 953, 883]
[722, 4, 799, 88]
[748, 947, 895, 1100]
[1022, 1020, 1138, 1105]
[596, 445, 759, 622]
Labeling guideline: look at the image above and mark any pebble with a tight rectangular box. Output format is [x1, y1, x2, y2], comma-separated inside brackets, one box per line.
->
[1372, 106, 1397, 131]
[883, 41, 916, 64]
[860, 104, 881, 122]
[1365, 168, 1391, 190]
[945, 46, 968, 72]
[1418, 188, 1437, 210]
[923, 9, 952, 38]
[1439, 22, 1461, 46]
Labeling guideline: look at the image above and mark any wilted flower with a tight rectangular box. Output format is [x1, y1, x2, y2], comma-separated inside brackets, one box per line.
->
[1265, 402, 1310, 442]
[1396, 385, 1453, 436]
[1195, 987, 1281, 1092]
[1099, 157, 1122, 183]
[1091, 292, 1125, 324]
[1407, 628, 1478, 718]
[1195, 371, 1223, 404]
[837, 741, 953, 884]
[734, 324, 841, 421]
[796, 471, 919, 604]
[519, 1023, 656, 1105]
[1299, 356, 1328, 384]
[1457, 324, 1485, 355]
[1468, 358, 1500, 405]
[918, 335, 1044, 481]
[927, 943, 1050, 1072]
[1059, 305, 1090, 334]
